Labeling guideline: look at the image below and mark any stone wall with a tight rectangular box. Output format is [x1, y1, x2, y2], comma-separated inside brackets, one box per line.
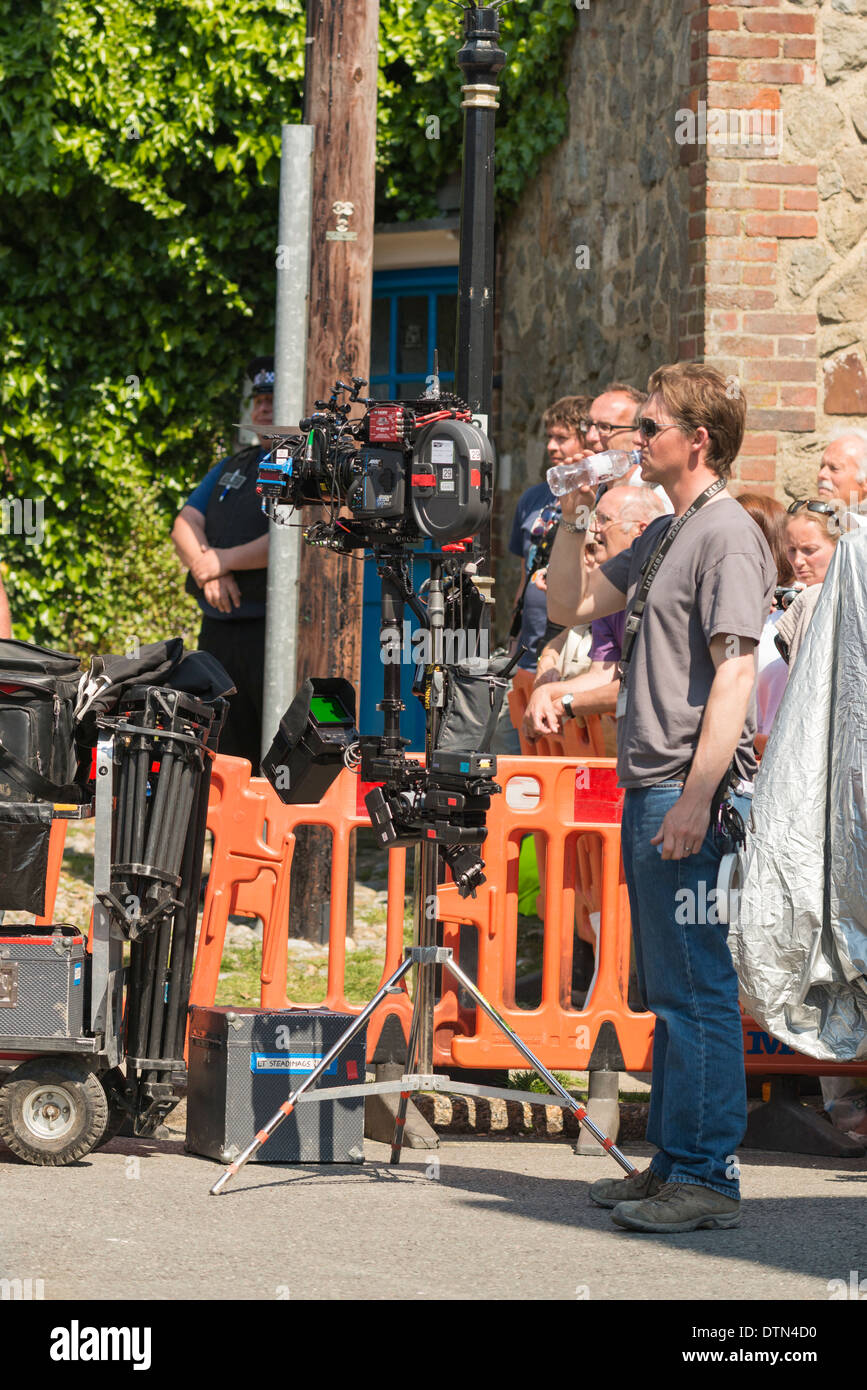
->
[493, 0, 696, 622]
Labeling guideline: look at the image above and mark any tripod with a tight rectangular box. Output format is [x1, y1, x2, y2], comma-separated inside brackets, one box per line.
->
[210, 552, 636, 1194]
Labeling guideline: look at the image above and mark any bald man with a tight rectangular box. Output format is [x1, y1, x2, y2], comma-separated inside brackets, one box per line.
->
[525, 485, 667, 737]
[817, 431, 867, 522]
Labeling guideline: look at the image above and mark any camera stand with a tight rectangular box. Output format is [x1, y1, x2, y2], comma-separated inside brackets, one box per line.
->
[209, 941, 637, 1194]
[209, 547, 637, 1194]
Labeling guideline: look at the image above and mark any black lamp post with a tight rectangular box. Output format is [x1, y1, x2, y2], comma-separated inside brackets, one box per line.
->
[454, 3, 506, 428]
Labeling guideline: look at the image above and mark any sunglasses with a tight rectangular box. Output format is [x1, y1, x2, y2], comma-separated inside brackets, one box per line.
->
[636, 417, 681, 440]
[579, 417, 635, 436]
[786, 500, 838, 519]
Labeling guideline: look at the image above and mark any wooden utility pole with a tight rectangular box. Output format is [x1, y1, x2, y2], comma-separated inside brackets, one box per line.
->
[290, 1, 379, 941]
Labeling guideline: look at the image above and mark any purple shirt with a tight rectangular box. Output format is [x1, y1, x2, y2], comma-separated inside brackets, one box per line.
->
[588, 610, 625, 665]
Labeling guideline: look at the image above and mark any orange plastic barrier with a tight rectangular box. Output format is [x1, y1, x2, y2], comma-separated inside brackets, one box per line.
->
[192, 754, 867, 1081]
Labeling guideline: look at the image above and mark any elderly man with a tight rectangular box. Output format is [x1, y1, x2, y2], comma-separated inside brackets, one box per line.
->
[817, 430, 867, 522]
[523, 485, 667, 737]
[546, 362, 775, 1233]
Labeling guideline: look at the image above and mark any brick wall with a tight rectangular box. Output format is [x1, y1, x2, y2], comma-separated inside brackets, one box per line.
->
[674, 0, 866, 497]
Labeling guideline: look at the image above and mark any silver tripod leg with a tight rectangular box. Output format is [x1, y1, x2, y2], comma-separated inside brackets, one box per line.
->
[443, 956, 638, 1177]
[209, 954, 415, 1195]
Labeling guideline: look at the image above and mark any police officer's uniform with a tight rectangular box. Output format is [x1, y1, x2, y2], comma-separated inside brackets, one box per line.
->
[184, 357, 272, 767]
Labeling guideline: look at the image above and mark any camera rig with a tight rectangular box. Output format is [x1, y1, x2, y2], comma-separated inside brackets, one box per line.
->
[256, 371, 494, 552]
[257, 376, 509, 898]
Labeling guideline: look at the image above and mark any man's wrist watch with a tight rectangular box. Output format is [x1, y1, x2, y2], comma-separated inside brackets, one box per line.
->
[561, 692, 575, 719]
[560, 520, 587, 534]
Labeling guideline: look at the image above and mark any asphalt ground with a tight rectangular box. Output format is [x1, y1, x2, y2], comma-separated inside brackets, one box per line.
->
[3, 1128, 865, 1307]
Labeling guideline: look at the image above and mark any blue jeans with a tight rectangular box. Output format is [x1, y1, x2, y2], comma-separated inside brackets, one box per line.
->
[621, 783, 750, 1199]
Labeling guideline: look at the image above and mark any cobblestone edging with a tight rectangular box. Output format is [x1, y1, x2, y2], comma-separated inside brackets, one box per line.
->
[412, 1092, 651, 1142]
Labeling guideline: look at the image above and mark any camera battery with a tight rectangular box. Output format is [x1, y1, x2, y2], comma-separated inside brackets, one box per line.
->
[186, 1006, 367, 1164]
[0, 928, 86, 1039]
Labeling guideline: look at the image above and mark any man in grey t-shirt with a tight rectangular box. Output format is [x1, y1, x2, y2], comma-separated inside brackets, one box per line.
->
[601, 501, 773, 789]
[544, 362, 775, 1233]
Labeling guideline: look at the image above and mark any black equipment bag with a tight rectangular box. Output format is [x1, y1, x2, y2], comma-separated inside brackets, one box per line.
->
[74, 638, 185, 746]
[0, 640, 82, 804]
[0, 802, 53, 914]
[436, 656, 512, 755]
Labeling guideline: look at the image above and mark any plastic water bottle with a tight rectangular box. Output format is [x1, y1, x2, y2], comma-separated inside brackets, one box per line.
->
[546, 448, 641, 497]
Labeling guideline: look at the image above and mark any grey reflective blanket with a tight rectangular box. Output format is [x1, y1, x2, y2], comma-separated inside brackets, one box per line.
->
[729, 528, 867, 1060]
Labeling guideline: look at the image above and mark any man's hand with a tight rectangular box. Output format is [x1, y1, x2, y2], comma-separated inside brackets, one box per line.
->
[650, 790, 712, 861]
[522, 682, 568, 739]
[203, 574, 241, 614]
[557, 449, 597, 526]
[190, 547, 225, 587]
[531, 567, 548, 592]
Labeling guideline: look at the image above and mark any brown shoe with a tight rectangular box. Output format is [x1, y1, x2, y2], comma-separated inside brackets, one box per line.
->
[612, 1181, 741, 1232]
[589, 1166, 664, 1209]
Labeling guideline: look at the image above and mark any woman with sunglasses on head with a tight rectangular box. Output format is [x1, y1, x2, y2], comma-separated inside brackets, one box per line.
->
[774, 499, 847, 667]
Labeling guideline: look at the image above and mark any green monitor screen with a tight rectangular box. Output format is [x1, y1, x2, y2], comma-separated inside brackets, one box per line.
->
[310, 694, 351, 725]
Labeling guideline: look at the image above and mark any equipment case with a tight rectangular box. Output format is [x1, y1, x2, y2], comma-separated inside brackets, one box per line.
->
[186, 1006, 366, 1164]
[0, 928, 86, 1039]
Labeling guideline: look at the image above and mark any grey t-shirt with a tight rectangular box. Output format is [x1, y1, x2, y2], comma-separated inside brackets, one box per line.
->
[600, 496, 775, 788]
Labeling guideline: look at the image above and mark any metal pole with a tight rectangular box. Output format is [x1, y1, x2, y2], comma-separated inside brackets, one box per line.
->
[210, 953, 415, 1194]
[262, 124, 315, 756]
[455, 4, 505, 434]
[455, 4, 505, 587]
[443, 955, 638, 1176]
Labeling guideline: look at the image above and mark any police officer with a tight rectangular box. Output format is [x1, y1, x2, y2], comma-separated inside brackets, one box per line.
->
[171, 356, 274, 767]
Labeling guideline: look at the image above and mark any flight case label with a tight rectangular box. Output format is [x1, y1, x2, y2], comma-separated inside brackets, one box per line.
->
[250, 1054, 338, 1075]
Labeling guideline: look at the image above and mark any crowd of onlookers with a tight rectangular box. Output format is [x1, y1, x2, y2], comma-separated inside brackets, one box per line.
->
[507, 381, 866, 746]
[504, 379, 867, 1144]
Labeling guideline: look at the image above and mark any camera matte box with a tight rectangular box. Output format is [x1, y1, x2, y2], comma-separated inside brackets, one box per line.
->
[185, 1006, 366, 1164]
[0, 929, 86, 1039]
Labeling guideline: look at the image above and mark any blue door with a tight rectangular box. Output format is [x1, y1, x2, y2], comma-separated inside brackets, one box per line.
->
[360, 268, 459, 751]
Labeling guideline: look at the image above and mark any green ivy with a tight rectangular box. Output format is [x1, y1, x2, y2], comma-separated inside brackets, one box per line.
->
[0, 0, 576, 652]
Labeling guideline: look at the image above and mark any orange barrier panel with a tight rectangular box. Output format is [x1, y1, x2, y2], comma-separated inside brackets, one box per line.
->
[35, 818, 69, 928]
[439, 757, 653, 1071]
[507, 668, 615, 941]
[507, 667, 617, 758]
[191, 755, 469, 1065]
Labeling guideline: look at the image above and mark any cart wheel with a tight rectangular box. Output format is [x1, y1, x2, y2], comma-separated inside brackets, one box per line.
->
[94, 1067, 131, 1149]
[0, 1057, 108, 1166]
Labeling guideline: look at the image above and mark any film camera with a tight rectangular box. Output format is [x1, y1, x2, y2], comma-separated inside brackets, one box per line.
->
[258, 376, 508, 899]
[256, 375, 494, 551]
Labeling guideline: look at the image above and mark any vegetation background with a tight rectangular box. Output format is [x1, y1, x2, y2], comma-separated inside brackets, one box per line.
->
[0, 0, 576, 654]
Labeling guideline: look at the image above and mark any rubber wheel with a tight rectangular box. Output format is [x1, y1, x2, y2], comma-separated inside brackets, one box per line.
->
[93, 1067, 131, 1150]
[0, 1057, 108, 1166]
